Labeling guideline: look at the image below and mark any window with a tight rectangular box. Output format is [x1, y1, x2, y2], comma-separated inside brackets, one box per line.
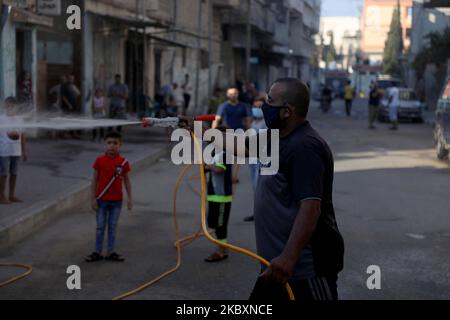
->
[429, 13, 436, 24]
[407, 7, 413, 17]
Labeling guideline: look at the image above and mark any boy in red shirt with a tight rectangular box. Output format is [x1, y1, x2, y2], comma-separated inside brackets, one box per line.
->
[86, 132, 133, 262]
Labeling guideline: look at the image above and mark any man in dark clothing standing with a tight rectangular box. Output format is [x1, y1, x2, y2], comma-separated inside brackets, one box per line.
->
[249, 78, 344, 301]
[368, 82, 382, 129]
[179, 78, 344, 302]
[213, 87, 252, 184]
[213, 88, 252, 130]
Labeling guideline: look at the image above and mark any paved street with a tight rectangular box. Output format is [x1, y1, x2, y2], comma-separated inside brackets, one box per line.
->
[1, 98, 450, 300]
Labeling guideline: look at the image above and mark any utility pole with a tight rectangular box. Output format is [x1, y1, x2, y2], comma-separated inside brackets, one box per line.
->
[207, 0, 213, 114]
[245, 0, 252, 83]
[138, 0, 148, 100]
[170, 0, 178, 83]
[194, 0, 203, 114]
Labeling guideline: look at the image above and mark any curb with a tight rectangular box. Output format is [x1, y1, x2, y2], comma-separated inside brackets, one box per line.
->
[0, 146, 171, 251]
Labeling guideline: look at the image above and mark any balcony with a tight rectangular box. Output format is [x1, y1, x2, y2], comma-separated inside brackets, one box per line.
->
[302, 0, 320, 34]
[85, 0, 172, 25]
[213, 0, 240, 9]
[286, 0, 304, 13]
[223, 0, 276, 34]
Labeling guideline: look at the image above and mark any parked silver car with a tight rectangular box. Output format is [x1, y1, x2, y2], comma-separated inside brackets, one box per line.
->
[378, 88, 425, 123]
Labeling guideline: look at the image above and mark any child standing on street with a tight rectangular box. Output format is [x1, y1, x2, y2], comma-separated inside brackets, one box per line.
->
[0, 97, 27, 204]
[86, 131, 133, 263]
[204, 135, 233, 263]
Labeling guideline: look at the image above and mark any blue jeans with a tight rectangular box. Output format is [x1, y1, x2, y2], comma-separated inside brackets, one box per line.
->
[96, 200, 122, 253]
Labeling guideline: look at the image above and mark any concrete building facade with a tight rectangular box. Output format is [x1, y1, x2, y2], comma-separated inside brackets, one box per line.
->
[0, 0, 53, 106]
[1, 0, 321, 115]
[319, 16, 361, 71]
[361, 0, 413, 64]
[408, 0, 450, 109]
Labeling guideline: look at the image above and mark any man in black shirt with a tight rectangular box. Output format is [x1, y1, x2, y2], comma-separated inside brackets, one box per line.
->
[178, 78, 344, 301]
[368, 82, 382, 129]
[249, 78, 344, 301]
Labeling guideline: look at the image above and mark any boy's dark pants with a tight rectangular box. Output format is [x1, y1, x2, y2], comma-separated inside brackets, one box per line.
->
[345, 99, 353, 116]
[207, 202, 231, 241]
[96, 200, 122, 253]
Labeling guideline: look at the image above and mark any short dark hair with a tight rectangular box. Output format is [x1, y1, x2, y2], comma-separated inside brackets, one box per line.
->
[115, 74, 121, 78]
[273, 78, 310, 118]
[4, 96, 17, 105]
[105, 131, 122, 141]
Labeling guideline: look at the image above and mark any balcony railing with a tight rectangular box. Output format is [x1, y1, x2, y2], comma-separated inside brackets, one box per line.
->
[223, 0, 276, 34]
[286, 0, 304, 13]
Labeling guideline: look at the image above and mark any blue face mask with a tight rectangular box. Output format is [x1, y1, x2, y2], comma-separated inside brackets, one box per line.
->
[252, 107, 264, 119]
[261, 102, 289, 129]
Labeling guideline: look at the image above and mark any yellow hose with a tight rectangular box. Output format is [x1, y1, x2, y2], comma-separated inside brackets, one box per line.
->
[113, 164, 192, 300]
[114, 131, 295, 300]
[1, 132, 295, 301]
[0, 263, 33, 288]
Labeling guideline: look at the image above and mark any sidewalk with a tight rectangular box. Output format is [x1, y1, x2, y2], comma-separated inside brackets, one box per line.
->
[0, 125, 172, 249]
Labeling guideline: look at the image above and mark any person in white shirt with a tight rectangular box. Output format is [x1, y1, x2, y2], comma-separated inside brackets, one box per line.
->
[388, 83, 400, 130]
[0, 97, 27, 204]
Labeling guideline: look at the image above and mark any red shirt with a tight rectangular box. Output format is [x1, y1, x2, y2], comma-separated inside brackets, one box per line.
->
[93, 154, 131, 201]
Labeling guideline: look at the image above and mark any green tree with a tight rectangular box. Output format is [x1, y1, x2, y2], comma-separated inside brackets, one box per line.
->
[382, 0, 404, 76]
[413, 27, 450, 76]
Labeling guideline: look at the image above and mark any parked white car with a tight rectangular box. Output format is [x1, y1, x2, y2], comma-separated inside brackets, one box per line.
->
[378, 88, 425, 123]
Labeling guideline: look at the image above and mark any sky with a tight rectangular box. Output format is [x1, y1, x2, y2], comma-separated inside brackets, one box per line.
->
[321, 0, 364, 17]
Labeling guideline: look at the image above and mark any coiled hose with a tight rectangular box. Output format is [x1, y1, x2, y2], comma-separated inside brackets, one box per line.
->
[0, 263, 33, 288]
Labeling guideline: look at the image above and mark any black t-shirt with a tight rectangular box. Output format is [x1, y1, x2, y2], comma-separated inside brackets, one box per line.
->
[369, 88, 381, 106]
[254, 122, 344, 279]
[60, 83, 77, 112]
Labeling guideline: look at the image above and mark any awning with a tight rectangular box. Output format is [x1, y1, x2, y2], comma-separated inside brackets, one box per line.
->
[149, 35, 189, 48]
[10, 7, 53, 27]
[85, 0, 169, 29]
[423, 0, 450, 8]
